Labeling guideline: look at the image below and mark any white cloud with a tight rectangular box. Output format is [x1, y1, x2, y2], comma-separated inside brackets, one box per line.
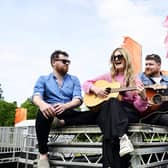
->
[95, 0, 168, 69]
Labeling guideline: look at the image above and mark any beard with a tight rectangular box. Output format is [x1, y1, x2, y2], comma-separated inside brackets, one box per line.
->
[145, 69, 157, 77]
[56, 66, 68, 76]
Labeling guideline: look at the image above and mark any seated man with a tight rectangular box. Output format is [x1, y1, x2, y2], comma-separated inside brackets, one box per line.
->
[139, 54, 168, 126]
[32, 50, 97, 168]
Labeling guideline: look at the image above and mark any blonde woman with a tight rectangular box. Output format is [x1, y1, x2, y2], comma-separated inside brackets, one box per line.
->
[83, 47, 148, 168]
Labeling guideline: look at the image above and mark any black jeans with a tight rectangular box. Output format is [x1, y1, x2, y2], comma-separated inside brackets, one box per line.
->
[35, 109, 98, 154]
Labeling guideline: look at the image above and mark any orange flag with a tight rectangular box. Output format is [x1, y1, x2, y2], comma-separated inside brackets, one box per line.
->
[15, 108, 27, 125]
[121, 36, 142, 74]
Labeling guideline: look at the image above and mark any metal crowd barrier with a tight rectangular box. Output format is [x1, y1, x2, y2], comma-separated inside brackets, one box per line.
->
[0, 126, 38, 168]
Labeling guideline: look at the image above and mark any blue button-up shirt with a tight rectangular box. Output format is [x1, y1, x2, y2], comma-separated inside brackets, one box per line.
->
[32, 73, 82, 104]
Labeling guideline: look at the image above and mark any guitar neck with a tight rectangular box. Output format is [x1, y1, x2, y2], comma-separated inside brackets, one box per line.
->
[145, 84, 167, 90]
[110, 86, 137, 93]
[161, 96, 168, 102]
[111, 84, 167, 94]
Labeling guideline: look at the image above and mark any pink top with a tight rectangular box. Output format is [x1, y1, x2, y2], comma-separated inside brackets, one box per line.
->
[82, 72, 148, 114]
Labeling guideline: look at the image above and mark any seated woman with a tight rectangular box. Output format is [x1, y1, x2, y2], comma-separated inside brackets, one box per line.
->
[83, 47, 148, 168]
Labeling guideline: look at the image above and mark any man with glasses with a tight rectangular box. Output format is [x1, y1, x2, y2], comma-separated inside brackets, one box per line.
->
[139, 54, 168, 126]
[32, 50, 97, 168]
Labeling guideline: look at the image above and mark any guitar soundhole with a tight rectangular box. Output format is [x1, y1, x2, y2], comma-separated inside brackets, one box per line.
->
[152, 94, 162, 104]
[105, 87, 111, 94]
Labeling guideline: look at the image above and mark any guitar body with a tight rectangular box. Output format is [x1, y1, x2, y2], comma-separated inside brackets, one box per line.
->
[145, 86, 168, 114]
[145, 88, 160, 112]
[84, 80, 120, 108]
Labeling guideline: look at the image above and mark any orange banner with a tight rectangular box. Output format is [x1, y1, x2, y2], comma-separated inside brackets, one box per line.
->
[15, 108, 27, 125]
[122, 36, 142, 74]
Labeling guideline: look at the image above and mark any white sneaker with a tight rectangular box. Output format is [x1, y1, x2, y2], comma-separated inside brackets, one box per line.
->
[119, 134, 134, 157]
[37, 158, 50, 168]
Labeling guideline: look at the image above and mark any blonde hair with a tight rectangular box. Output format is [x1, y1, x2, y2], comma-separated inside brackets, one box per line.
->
[110, 47, 135, 87]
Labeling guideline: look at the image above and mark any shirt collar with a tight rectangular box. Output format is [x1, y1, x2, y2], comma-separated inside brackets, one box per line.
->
[51, 72, 69, 80]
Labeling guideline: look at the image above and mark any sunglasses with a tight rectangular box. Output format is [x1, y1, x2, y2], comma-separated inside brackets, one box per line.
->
[111, 54, 124, 61]
[55, 59, 71, 65]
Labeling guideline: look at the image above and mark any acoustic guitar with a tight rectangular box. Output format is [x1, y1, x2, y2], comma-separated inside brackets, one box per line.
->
[145, 87, 168, 113]
[84, 80, 137, 109]
[83, 80, 168, 110]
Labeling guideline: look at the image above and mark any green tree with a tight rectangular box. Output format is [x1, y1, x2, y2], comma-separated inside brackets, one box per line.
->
[0, 83, 4, 100]
[0, 100, 17, 126]
[21, 98, 38, 119]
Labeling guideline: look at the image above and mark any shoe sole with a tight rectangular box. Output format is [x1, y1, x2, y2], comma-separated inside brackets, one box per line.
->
[119, 148, 134, 157]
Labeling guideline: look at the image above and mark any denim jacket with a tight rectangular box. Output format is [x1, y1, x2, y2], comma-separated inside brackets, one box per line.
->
[139, 72, 168, 85]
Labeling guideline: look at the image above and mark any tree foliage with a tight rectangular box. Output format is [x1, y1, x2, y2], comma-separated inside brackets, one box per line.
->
[0, 100, 17, 126]
[0, 84, 38, 125]
[20, 98, 38, 119]
[0, 98, 38, 126]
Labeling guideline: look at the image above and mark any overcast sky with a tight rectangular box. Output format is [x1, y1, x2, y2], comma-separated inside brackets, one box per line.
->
[0, 0, 168, 106]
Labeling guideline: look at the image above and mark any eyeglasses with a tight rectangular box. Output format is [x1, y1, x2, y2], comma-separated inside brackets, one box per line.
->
[55, 59, 71, 65]
[111, 54, 124, 61]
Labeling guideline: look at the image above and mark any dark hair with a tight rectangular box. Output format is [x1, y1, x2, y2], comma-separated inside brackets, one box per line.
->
[50, 50, 69, 65]
[145, 54, 161, 64]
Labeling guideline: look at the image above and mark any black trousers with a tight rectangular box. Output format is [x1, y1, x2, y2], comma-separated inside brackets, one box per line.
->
[35, 109, 98, 154]
[140, 111, 168, 126]
[140, 102, 168, 126]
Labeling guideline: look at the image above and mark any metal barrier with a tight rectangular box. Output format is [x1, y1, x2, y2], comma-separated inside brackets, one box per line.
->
[0, 127, 23, 165]
[129, 124, 168, 168]
[0, 126, 38, 167]
[48, 124, 168, 168]
[0, 124, 168, 168]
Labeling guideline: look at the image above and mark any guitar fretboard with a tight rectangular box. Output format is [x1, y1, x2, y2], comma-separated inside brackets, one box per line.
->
[161, 96, 168, 102]
[110, 87, 137, 93]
